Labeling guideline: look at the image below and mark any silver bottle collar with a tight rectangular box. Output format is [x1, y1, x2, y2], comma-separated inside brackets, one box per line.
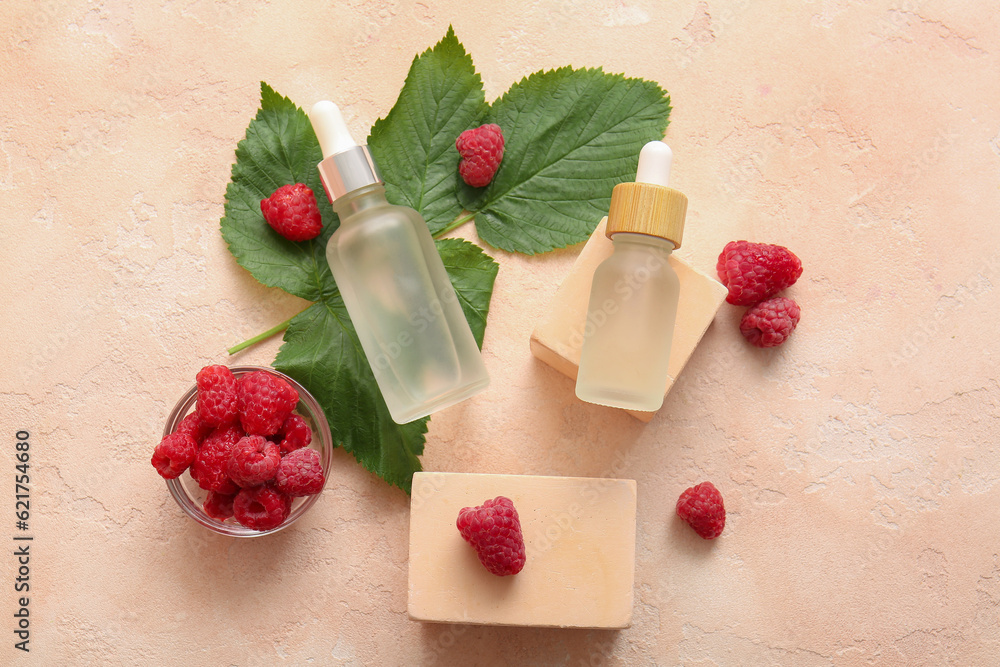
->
[317, 145, 383, 202]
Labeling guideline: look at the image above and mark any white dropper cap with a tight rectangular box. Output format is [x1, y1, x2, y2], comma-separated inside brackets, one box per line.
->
[635, 140, 672, 187]
[309, 101, 357, 158]
[309, 100, 382, 201]
[605, 139, 686, 246]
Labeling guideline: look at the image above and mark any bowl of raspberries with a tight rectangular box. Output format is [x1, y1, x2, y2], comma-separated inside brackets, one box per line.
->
[152, 365, 332, 536]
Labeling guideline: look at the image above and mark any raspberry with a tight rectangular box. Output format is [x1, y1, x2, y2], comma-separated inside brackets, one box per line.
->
[716, 241, 803, 306]
[275, 448, 325, 496]
[676, 482, 726, 539]
[740, 296, 801, 348]
[203, 491, 236, 521]
[277, 413, 312, 455]
[233, 484, 292, 531]
[456, 124, 504, 188]
[260, 183, 323, 242]
[175, 411, 212, 444]
[456, 496, 526, 576]
[151, 433, 198, 479]
[238, 370, 298, 437]
[189, 424, 243, 494]
[227, 435, 281, 488]
[195, 365, 239, 427]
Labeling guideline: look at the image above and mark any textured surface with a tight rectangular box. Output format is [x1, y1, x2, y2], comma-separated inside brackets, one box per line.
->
[2, 0, 999, 664]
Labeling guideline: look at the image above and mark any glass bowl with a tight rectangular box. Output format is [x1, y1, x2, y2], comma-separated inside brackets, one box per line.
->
[162, 365, 333, 537]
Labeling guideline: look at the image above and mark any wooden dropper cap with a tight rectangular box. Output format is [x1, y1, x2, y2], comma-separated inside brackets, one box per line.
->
[605, 142, 687, 248]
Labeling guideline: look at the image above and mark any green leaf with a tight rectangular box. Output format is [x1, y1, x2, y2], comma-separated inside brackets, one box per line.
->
[435, 238, 499, 349]
[220, 26, 674, 490]
[458, 67, 671, 255]
[221, 82, 337, 302]
[273, 300, 428, 494]
[223, 82, 500, 494]
[368, 26, 486, 235]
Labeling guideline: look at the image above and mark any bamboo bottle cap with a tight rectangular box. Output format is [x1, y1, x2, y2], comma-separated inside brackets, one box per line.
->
[605, 141, 687, 248]
[605, 183, 687, 247]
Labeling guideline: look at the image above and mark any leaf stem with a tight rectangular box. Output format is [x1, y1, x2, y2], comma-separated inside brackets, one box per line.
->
[228, 313, 299, 355]
[433, 211, 476, 239]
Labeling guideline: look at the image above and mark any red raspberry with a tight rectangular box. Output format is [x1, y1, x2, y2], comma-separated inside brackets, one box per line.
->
[456, 496, 526, 576]
[277, 413, 312, 455]
[456, 124, 504, 188]
[175, 411, 212, 444]
[227, 434, 281, 488]
[676, 482, 726, 539]
[203, 491, 236, 521]
[716, 241, 803, 306]
[260, 183, 323, 242]
[189, 424, 243, 494]
[740, 296, 801, 348]
[195, 365, 239, 427]
[275, 448, 325, 497]
[233, 484, 292, 531]
[151, 432, 198, 479]
[238, 370, 298, 437]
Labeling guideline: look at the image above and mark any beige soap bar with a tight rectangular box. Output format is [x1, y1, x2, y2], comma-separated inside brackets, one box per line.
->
[531, 218, 728, 421]
[407, 471, 637, 628]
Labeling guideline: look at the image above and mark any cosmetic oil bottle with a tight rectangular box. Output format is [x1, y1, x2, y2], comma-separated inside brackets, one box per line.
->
[575, 141, 688, 412]
[308, 101, 489, 424]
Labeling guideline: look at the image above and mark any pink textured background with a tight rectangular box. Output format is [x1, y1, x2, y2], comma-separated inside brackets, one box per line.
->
[3, 1, 999, 664]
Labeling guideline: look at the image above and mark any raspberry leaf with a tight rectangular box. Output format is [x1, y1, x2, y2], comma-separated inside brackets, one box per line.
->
[434, 238, 496, 348]
[458, 67, 671, 255]
[223, 82, 499, 494]
[222, 83, 338, 302]
[273, 301, 428, 492]
[368, 26, 487, 236]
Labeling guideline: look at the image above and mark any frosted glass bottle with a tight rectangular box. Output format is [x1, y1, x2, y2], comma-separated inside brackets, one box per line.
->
[576, 141, 688, 412]
[575, 234, 680, 411]
[310, 101, 489, 424]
